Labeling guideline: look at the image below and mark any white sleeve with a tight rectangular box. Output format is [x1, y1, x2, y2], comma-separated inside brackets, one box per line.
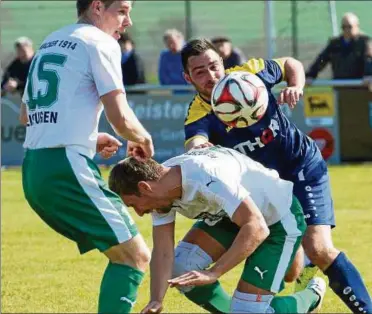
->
[22, 87, 29, 104]
[151, 209, 176, 226]
[88, 41, 124, 97]
[202, 174, 250, 219]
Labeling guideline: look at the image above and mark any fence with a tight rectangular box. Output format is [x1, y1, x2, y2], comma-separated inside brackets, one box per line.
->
[2, 1, 372, 81]
[3, 80, 372, 167]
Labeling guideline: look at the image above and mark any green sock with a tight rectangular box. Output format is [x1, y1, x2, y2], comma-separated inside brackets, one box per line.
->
[270, 289, 320, 313]
[184, 281, 231, 314]
[98, 262, 144, 314]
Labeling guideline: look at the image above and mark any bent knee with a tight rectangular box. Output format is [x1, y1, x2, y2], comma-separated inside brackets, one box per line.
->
[104, 235, 151, 272]
[173, 241, 213, 292]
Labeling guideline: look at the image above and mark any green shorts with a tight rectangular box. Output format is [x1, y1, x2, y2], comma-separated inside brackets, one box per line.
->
[192, 196, 306, 293]
[22, 147, 138, 254]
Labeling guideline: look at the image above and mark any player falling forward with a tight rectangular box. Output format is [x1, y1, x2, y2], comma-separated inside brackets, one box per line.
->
[20, 1, 153, 312]
[109, 146, 326, 314]
[181, 39, 372, 313]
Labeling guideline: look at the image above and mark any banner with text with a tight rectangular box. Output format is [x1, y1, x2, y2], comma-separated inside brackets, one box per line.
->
[1, 89, 341, 166]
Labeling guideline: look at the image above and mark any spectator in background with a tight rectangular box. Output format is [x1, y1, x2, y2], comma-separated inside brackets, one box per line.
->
[306, 12, 372, 82]
[1, 37, 35, 97]
[118, 33, 146, 92]
[158, 29, 188, 89]
[211, 36, 246, 69]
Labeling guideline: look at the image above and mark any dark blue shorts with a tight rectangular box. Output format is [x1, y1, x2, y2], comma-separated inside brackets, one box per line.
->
[292, 160, 335, 227]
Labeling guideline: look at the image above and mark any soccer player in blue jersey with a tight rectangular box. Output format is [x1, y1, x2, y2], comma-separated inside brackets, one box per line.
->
[175, 39, 371, 313]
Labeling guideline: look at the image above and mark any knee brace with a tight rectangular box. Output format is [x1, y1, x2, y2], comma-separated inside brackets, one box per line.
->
[231, 291, 275, 313]
[173, 241, 213, 293]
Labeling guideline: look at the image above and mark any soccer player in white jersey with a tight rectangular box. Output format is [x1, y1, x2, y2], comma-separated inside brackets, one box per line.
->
[19, 1, 153, 312]
[109, 146, 327, 314]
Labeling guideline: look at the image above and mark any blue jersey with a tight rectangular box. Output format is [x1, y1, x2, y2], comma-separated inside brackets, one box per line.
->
[184, 58, 323, 180]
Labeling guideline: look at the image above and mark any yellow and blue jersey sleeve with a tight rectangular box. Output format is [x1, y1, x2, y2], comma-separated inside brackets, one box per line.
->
[184, 95, 213, 146]
[226, 58, 285, 89]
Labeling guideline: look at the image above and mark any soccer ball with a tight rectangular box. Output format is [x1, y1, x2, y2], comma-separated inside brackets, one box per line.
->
[211, 71, 269, 128]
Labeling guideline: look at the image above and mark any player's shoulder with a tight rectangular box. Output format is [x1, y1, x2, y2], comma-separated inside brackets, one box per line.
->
[225, 58, 266, 75]
[184, 94, 213, 126]
[226, 58, 283, 75]
[71, 24, 119, 51]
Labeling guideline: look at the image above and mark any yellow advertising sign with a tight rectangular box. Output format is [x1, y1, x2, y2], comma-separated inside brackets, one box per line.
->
[304, 89, 335, 117]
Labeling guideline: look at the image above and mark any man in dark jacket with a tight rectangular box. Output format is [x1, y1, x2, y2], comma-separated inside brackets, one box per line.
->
[118, 33, 146, 92]
[211, 36, 246, 69]
[306, 12, 372, 81]
[1, 37, 35, 96]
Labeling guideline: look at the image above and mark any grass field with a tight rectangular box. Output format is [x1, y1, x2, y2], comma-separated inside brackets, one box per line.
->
[2, 165, 372, 313]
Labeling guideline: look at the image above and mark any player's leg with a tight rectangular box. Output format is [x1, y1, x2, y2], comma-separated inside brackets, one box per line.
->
[100, 235, 150, 313]
[284, 245, 304, 283]
[294, 162, 372, 313]
[175, 216, 306, 313]
[231, 196, 322, 313]
[173, 218, 238, 313]
[22, 148, 150, 313]
[270, 277, 326, 313]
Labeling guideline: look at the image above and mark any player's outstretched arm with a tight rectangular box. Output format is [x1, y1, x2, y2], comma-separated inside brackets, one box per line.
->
[101, 90, 154, 159]
[141, 222, 175, 314]
[276, 57, 305, 109]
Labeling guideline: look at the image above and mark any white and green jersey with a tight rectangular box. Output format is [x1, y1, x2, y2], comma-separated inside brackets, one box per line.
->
[152, 146, 294, 227]
[22, 24, 124, 158]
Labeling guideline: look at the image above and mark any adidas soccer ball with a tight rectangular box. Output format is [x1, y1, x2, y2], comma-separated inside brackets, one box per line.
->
[211, 71, 269, 128]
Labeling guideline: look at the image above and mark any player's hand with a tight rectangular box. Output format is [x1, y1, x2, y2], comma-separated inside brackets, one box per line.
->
[140, 301, 163, 314]
[277, 86, 303, 109]
[96, 132, 122, 159]
[168, 270, 219, 287]
[193, 142, 214, 149]
[3, 78, 18, 93]
[127, 138, 154, 161]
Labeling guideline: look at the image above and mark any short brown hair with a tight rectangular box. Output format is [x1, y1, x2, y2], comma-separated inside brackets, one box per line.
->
[181, 38, 218, 73]
[109, 157, 163, 196]
[76, 0, 116, 16]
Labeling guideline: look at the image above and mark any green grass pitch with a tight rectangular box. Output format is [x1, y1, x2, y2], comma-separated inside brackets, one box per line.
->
[2, 165, 371, 313]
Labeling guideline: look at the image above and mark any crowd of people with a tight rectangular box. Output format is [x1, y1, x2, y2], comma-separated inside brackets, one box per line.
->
[3, 11, 370, 98]
[4, 1, 372, 313]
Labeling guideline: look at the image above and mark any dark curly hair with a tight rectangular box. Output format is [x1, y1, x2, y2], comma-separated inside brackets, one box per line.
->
[181, 38, 218, 73]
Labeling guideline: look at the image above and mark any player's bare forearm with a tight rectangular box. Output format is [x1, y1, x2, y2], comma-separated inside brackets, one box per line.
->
[209, 198, 270, 278]
[150, 223, 175, 303]
[209, 221, 269, 277]
[276, 58, 305, 108]
[281, 57, 306, 89]
[19, 102, 28, 125]
[101, 90, 151, 144]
